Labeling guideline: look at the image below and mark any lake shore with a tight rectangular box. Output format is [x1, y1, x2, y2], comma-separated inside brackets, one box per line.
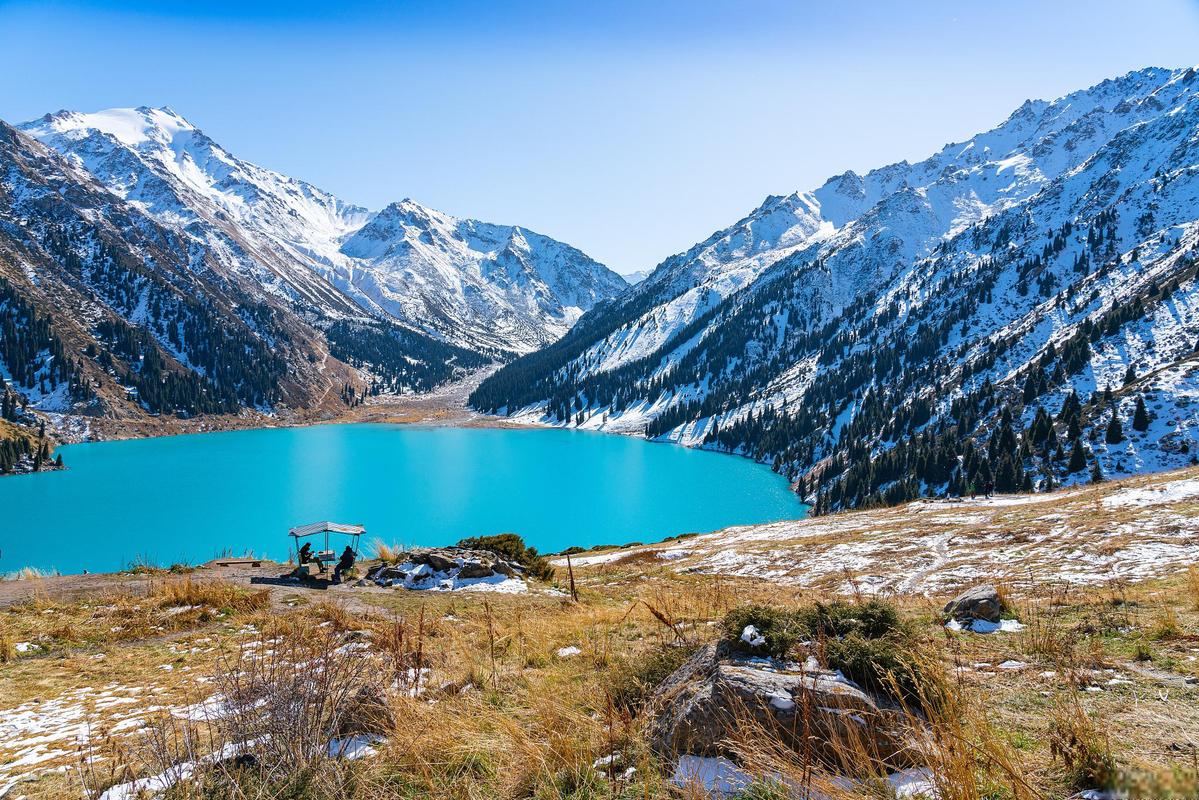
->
[49, 366, 539, 446]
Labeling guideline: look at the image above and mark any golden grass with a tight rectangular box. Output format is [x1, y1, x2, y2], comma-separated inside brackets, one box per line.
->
[2, 547, 1198, 798]
[1, 566, 58, 581]
[150, 576, 269, 614]
[370, 538, 403, 562]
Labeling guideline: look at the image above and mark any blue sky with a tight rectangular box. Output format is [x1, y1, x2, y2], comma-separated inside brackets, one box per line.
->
[2, 1, 1198, 275]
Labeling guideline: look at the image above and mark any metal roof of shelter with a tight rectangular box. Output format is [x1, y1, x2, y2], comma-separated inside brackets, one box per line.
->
[288, 521, 365, 538]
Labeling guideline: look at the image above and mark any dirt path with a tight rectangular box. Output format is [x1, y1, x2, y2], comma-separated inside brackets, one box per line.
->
[0, 559, 394, 614]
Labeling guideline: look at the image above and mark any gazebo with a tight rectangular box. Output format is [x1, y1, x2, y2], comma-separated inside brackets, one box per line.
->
[289, 521, 365, 577]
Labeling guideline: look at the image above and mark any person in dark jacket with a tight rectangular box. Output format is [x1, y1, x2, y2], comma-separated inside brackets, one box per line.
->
[333, 545, 356, 584]
[298, 543, 313, 564]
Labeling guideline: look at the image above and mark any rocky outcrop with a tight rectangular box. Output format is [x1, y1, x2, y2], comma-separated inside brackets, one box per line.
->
[647, 642, 916, 769]
[943, 584, 1004, 623]
[367, 547, 526, 590]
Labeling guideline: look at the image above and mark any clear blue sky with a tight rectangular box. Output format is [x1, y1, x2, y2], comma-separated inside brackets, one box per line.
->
[2, 0, 1198, 275]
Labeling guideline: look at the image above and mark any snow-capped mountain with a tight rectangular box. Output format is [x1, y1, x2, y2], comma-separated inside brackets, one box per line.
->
[20, 107, 626, 353]
[472, 66, 1199, 510]
[0, 119, 488, 434]
[335, 200, 628, 352]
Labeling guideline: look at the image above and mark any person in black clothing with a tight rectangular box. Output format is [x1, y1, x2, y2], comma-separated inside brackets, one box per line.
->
[332, 545, 356, 584]
[984, 480, 994, 498]
[298, 543, 313, 564]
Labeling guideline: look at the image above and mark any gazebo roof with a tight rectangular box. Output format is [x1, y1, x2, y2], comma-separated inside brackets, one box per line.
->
[288, 521, 365, 538]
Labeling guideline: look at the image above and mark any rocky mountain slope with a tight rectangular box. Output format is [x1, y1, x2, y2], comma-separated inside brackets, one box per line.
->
[0, 120, 485, 464]
[472, 66, 1199, 511]
[20, 107, 627, 354]
[339, 199, 627, 352]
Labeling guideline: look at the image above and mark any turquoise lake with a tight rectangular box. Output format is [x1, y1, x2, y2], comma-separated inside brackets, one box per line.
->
[0, 424, 805, 575]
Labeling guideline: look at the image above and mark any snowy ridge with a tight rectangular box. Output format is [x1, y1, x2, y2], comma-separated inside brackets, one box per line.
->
[20, 107, 626, 354]
[337, 200, 627, 352]
[473, 65, 1199, 508]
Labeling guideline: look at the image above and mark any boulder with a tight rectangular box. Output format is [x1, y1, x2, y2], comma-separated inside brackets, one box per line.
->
[943, 584, 1003, 623]
[414, 551, 457, 572]
[647, 643, 915, 768]
[368, 565, 408, 583]
[457, 561, 494, 579]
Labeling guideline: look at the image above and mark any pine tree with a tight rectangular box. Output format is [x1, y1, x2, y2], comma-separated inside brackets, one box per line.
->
[1123, 364, 1136, 385]
[1068, 438, 1088, 473]
[1105, 411, 1124, 444]
[1090, 456, 1104, 484]
[1132, 395, 1149, 432]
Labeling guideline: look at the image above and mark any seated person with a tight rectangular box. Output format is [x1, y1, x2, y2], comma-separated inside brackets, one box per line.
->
[298, 542, 313, 564]
[332, 545, 356, 584]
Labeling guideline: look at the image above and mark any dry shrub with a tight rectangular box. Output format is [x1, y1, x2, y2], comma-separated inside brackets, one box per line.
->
[2, 565, 58, 581]
[0, 622, 14, 663]
[1151, 606, 1182, 640]
[1049, 700, 1116, 792]
[151, 577, 269, 615]
[370, 538, 402, 562]
[1187, 565, 1199, 611]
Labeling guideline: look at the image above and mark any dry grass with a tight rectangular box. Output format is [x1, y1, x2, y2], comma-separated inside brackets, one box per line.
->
[2, 532, 1198, 798]
[1, 578, 269, 656]
[370, 538, 403, 562]
[1, 566, 59, 581]
[151, 577, 270, 615]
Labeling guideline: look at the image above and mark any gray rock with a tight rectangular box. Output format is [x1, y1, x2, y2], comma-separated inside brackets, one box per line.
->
[646, 643, 914, 767]
[415, 551, 458, 572]
[943, 584, 1003, 622]
[457, 561, 493, 579]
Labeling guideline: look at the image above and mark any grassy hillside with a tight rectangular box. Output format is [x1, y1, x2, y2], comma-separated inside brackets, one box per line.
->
[2, 471, 1198, 798]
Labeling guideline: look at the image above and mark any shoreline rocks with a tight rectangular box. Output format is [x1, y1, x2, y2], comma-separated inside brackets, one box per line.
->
[366, 547, 527, 592]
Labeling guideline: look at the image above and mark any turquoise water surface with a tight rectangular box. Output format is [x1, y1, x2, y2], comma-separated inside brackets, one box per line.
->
[1, 424, 805, 575]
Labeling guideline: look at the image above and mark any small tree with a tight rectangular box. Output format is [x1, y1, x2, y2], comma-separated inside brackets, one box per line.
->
[1090, 456, 1105, 484]
[1105, 411, 1124, 444]
[1068, 438, 1088, 473]
[1132, 395, 1149, 432]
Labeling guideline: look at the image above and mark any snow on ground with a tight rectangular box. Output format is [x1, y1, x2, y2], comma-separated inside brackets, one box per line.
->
[371, 560, 530, 594]
[0, 683, 170, 797]
[1101, 478, 1199, 508]
[576, 468, 1199, 595]
[670, 755, 937, 798]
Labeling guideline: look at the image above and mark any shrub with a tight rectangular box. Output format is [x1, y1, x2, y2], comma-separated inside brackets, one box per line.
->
[608, 643, 698, 711]
[822, 632, 924, 704]
[1049, 702, 1116, 791]
[722, 599, 932, 707]
[152, 578, 269, 614]
[456, 533, 555, 581]
[722, 604, 804, 660]
[796, 599, 905, 640]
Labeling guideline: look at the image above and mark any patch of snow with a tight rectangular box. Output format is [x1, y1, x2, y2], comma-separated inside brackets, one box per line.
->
[740, 625, 766, 648]
[1101, 478, 1199, 508]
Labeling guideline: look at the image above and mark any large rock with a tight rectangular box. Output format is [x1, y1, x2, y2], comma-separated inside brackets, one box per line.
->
[414, 551, 458, 572]
[647, 643, 915, 768]
[943, 584, 1003, 623]
[457, 560, 494, 579]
